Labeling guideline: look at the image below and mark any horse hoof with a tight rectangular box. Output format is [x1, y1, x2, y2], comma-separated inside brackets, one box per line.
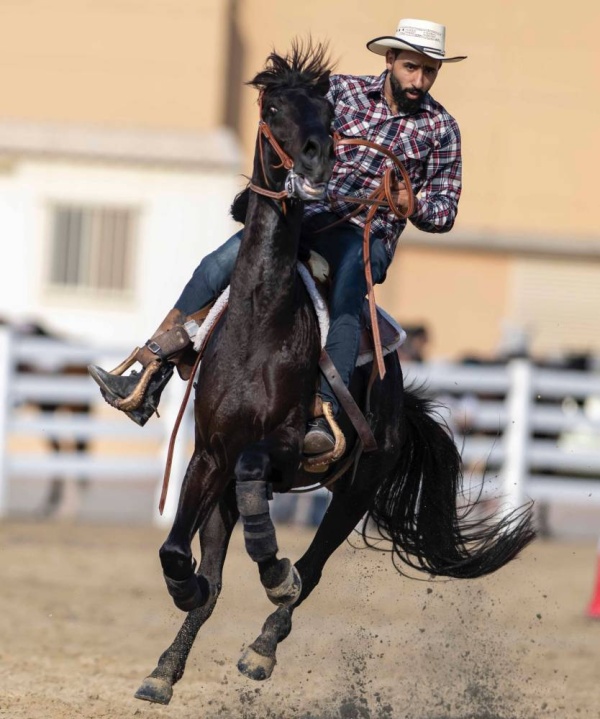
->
[266, 564, 302, 607]
[134, 676, 173, 705]
[237, 647, 276, 681]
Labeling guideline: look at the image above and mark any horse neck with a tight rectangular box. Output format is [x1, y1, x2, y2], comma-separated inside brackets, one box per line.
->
[228, 164, 303, 323]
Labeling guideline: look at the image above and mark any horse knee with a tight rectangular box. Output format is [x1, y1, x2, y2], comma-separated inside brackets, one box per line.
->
[159, 541, 194, 581]
[235, 449, 271, 484]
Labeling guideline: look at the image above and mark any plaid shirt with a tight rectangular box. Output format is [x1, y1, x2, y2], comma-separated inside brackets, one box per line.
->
[304, 71, 463, 259]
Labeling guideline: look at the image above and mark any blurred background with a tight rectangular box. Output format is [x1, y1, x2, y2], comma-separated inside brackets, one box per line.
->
[0, 0, 599, 543]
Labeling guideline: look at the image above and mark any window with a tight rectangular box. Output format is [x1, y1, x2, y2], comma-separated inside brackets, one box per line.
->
[48, 204, 137, 293]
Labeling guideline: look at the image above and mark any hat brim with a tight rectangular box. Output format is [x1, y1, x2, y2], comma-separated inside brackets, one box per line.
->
[366, 35, 467, 63]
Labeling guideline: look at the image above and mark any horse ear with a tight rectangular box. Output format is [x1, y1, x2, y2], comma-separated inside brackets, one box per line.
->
[315, 70, 331, 97]
[230, 187, 250, 224]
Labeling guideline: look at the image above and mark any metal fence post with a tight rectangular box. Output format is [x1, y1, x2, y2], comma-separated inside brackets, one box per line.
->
[502, 358, 533, 511]
[0, 326, 14, 517]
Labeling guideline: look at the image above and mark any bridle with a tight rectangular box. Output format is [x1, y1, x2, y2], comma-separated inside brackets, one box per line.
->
[249, 95, 416, 380]
[249, 117, 298, 201]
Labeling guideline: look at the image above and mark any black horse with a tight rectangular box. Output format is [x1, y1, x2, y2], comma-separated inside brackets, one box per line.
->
[135, 42, 534, 704]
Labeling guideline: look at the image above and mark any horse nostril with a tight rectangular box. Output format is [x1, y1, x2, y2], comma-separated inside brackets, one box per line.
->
[302, 138, 320, 161]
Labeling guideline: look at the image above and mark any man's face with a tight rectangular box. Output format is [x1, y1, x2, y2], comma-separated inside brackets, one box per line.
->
[385, 49, 441, 113]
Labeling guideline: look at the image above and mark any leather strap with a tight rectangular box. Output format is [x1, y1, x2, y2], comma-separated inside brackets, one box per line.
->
[319, 349, 377, 452]
[314, 134, 415, 381]
[158, 302, 228, 515]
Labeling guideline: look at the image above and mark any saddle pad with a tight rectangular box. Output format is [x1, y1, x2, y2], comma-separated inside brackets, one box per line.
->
[298, 259, 406, 367]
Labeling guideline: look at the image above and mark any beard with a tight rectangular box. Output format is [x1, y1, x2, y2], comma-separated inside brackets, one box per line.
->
[389, 72, 424, 114]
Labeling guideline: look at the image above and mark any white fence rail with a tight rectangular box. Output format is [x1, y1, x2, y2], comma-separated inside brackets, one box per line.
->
[0, 326, 599, 526]
[403, 358, 600, 509]
[0, 326, 193, 524]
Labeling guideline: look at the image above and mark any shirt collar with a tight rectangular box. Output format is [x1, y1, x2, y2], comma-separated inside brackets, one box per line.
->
[367, 70, 436, 116]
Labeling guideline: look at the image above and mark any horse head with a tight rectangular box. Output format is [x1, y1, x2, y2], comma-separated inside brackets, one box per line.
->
[248, 40, 335, 201]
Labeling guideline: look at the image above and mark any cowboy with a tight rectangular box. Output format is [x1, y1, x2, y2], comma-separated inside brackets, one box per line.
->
[89, 18, 466, 459]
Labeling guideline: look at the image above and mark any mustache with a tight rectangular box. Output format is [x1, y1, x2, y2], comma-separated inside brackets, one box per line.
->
[402, 87, 424, 98]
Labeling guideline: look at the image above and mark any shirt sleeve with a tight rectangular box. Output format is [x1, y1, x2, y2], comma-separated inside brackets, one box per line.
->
[409, 116, 462, 234]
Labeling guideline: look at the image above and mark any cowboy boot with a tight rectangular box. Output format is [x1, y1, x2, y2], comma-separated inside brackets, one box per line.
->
[303, 416, 335, 454]
[302, 397, 346, 473]
[88, 306, 210, 427]
[303, 396, 338, 455]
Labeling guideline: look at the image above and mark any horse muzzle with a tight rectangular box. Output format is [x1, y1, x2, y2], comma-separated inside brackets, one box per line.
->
[285, 169, 327, 201]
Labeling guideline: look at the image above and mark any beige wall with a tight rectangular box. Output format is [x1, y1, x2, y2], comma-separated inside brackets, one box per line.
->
[0, 0, 230, 130]
[237, 0, 600, 238]
[1, 1, 599, 359]
[378, 249, 511, 360]
[235, 1, 600, 359]
[4, 0, 597, 239]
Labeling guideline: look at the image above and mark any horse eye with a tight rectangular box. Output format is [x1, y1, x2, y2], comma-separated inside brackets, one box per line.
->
[268, 106, 278, 115]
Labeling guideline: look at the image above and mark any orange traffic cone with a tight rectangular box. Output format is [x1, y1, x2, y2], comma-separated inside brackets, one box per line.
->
[587, 539, 600, 619]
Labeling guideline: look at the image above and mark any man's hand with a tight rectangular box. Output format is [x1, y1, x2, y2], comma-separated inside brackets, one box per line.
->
[389, 174, 411, 215]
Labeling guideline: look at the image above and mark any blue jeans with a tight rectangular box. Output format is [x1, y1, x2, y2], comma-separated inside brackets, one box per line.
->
[175, 216, 390, 416]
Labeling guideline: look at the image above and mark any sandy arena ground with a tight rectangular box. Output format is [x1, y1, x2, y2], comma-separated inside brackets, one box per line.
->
[0, 519, 599, 719]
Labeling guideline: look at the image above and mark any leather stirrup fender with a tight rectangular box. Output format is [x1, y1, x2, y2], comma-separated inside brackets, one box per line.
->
[318, 350, 377, 453]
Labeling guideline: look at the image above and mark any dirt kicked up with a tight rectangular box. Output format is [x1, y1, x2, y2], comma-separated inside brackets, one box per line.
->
[0, 519, 598, 719]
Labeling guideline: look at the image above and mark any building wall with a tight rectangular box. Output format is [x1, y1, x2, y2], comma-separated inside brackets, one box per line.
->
[1, 1, 599, 359]
[0, 157, 240, 345]
[234, 1, 600, 359]
[0, 0, 230, 131]
[236, 1, 600, 238]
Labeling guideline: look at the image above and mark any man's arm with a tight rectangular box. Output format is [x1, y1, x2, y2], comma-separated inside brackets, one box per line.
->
[406, 117, 463, 234]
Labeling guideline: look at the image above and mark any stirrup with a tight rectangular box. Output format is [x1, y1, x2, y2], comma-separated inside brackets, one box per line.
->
[302, 401, 346, 473]
[109, 347, 141, 377]
[108, 350, 162, 413]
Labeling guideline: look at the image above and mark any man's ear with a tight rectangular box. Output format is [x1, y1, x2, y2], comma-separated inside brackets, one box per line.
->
[385, 49, 397, 71]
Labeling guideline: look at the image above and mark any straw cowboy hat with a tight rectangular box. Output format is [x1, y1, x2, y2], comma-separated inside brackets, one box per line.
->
[367, 18, 467, 63]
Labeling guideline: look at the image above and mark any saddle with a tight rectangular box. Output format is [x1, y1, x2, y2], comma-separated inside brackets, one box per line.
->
[301, 251, 406, 369]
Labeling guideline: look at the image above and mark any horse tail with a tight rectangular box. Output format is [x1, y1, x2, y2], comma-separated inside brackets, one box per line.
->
[364, 388, 535, 579]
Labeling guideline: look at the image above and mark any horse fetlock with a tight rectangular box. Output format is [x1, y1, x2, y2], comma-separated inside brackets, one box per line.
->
[263, 560, 302, 607]
[163, 572, 210, 612]
[159, 543, 195, 580]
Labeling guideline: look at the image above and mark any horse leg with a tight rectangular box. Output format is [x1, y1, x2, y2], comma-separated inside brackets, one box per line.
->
[238, 485, 373, 680]
[159, 452, 225, 611]
[135, 487, 239, 704]
[235, 442, 301, 608]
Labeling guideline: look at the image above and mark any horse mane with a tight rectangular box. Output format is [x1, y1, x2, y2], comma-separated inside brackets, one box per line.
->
[247, 39, 334, 97]
[230, 187, 250, 223]
[230, 40, 334, 223]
